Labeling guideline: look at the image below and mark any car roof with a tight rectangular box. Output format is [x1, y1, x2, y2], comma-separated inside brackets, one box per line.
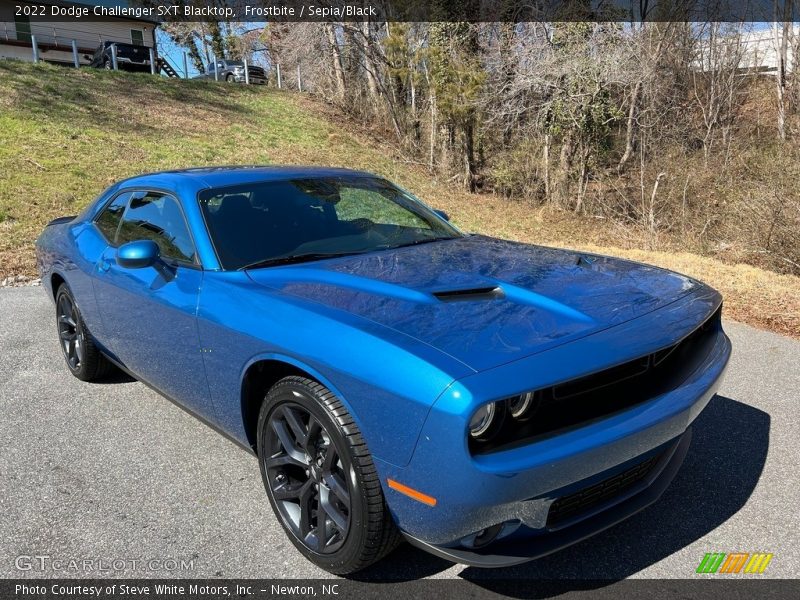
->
[115, 166, 378, 192]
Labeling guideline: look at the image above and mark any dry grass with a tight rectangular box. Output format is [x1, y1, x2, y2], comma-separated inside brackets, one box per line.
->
[1, 61, 797, 337]
[397, 176, 800, 338]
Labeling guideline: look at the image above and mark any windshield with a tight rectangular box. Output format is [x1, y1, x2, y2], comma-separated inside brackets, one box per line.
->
[199, 176, 462, 270]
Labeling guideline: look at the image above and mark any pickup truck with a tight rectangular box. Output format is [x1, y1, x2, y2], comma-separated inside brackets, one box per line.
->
[89, 41, 152, 73]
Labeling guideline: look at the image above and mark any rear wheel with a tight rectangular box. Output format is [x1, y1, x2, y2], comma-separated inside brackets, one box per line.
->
[55, 285, 112, 382]
[257, 376, 400, 574]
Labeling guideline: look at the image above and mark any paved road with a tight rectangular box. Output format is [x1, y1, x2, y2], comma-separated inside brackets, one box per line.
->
[0, 286, 798, 581]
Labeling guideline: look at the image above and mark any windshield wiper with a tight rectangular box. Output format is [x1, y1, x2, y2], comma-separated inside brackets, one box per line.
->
[390, 236, 457, 249]
[239, 251, 367, 270]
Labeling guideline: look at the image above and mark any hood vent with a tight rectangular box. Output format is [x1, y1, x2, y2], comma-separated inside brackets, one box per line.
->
[432, 286, 504, 302]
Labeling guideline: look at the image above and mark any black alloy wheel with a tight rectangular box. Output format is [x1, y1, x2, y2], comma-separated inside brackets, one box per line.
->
[265, 402, 351, 554]
[257, 376, 400, 574]
[57, 292, 84, 372]
[54, 285, 113, 382]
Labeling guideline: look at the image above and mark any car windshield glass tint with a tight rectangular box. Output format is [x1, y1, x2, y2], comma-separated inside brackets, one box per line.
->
[199, 176, 462, 270]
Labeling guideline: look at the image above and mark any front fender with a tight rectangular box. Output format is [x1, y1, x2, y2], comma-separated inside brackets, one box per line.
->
[197, 271, 472, 466]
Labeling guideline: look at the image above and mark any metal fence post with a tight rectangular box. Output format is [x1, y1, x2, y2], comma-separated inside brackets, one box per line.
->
[212, 54, 218, 81]
[297, 64, 302, 92]
[71, 39, 80, 68]
[183, 51, 188, 79]
[244, 57, 250, 85]
[149, 47, 156, 75]
[31, 34, 39, 63]
[276, 63, 281, 88]
[111, 43, 118, 70]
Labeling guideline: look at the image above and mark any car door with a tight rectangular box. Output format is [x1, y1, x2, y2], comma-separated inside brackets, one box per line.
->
[92, 190, 214, 419]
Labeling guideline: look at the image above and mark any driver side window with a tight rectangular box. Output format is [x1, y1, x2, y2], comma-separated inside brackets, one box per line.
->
[117, 192, 196, 265]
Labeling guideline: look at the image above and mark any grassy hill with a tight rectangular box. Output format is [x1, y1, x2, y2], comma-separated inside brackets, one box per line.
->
[1, 60, 798, 337]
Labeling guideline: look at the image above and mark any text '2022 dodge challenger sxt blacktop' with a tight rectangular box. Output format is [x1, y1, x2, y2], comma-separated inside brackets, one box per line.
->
[36, 166, 731, 574]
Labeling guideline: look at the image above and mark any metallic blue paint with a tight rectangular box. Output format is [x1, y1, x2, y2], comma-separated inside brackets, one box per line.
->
[116, 240, 160, 269]
[36, 166, 731, 567]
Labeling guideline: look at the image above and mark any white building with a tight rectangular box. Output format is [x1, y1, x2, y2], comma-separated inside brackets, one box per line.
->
[0, 0, 158, 66]
[694, 24, 798, 75]
[738, 25, 797, 74]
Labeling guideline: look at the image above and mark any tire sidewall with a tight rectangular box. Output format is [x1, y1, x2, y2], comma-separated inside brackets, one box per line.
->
[256, 380, 372, 573]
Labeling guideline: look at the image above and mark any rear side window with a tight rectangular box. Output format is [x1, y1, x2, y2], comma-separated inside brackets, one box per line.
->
[117, 192, 196, 264]
[94, 192, 131, 243]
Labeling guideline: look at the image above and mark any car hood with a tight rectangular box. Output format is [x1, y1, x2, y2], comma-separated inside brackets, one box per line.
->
[245, 236, 701, 372]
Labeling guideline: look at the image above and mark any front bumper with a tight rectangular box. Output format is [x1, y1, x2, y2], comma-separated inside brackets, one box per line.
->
[403, 429, 691, 567]
[232, 73, 266, 84]
[377, 319, 731, 566]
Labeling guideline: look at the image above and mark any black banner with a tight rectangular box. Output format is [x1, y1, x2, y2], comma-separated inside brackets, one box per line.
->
[12, 0, 800, 23]
[3, 579, 800, 600]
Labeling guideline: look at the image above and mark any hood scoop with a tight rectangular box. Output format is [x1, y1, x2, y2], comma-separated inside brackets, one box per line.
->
[432, 286, 504, 302]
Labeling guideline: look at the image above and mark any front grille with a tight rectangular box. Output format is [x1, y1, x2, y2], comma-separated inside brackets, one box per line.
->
[470, 305, 721, 455]
[247, 67, 266, 77]
[546, 453, 662, 528]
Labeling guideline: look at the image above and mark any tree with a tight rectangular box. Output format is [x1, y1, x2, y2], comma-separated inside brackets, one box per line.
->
[774, 0, 795, 140]
[427, 22, 485, 191]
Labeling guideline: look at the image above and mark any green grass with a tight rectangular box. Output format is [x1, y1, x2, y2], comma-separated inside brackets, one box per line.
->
[0, 60, 798, 337]
[0, 60, 412, 277]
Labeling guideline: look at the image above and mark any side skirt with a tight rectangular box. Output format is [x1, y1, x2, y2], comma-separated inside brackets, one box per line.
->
[101, 352, 258, 457]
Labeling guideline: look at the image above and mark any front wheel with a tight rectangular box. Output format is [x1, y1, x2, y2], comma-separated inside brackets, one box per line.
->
[257, 376, 400, 574]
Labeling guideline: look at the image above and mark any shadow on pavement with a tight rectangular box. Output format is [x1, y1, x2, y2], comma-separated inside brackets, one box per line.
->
[94, 369, 137, 385]
[355, 395, 770, 595]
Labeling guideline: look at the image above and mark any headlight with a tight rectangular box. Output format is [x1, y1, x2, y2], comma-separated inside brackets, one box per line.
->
[508, 391, 537, 421]
[469, 402, 500, 439]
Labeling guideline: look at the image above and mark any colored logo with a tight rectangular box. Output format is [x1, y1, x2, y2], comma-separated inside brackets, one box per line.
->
[696, 552, 774, 574]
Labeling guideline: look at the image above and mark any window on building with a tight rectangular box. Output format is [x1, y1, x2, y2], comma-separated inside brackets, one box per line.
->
[130, 30, 144, 46]
[15, 15, 31, 43]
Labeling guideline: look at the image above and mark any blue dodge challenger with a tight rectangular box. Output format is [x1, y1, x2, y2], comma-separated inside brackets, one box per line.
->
[36, 166, 731, 573]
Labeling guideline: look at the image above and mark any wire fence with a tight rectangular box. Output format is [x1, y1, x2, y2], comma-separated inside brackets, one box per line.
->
[0, 21, 302, 88]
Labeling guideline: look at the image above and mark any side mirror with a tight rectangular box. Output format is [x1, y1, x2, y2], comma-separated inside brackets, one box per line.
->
[434, 209, 450, 222]
[117, 240, 160, 269]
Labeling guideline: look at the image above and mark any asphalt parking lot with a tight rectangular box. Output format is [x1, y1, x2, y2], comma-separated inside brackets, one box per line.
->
[0, 286, 798, 581]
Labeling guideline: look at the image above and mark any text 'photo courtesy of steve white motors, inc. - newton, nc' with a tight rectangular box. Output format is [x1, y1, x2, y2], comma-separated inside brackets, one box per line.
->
[14, 582, 342, 597]
[17, 2, 379, 20]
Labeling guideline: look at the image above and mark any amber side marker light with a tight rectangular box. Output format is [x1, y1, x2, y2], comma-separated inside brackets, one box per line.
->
[387, 478, 437, 507]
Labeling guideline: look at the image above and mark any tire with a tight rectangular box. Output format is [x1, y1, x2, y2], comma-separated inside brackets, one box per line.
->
[55, 284, 113, 382]
[257, 376, 400, 574]
[226, 73, 234, 83]
[103, 58, 112, 70]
